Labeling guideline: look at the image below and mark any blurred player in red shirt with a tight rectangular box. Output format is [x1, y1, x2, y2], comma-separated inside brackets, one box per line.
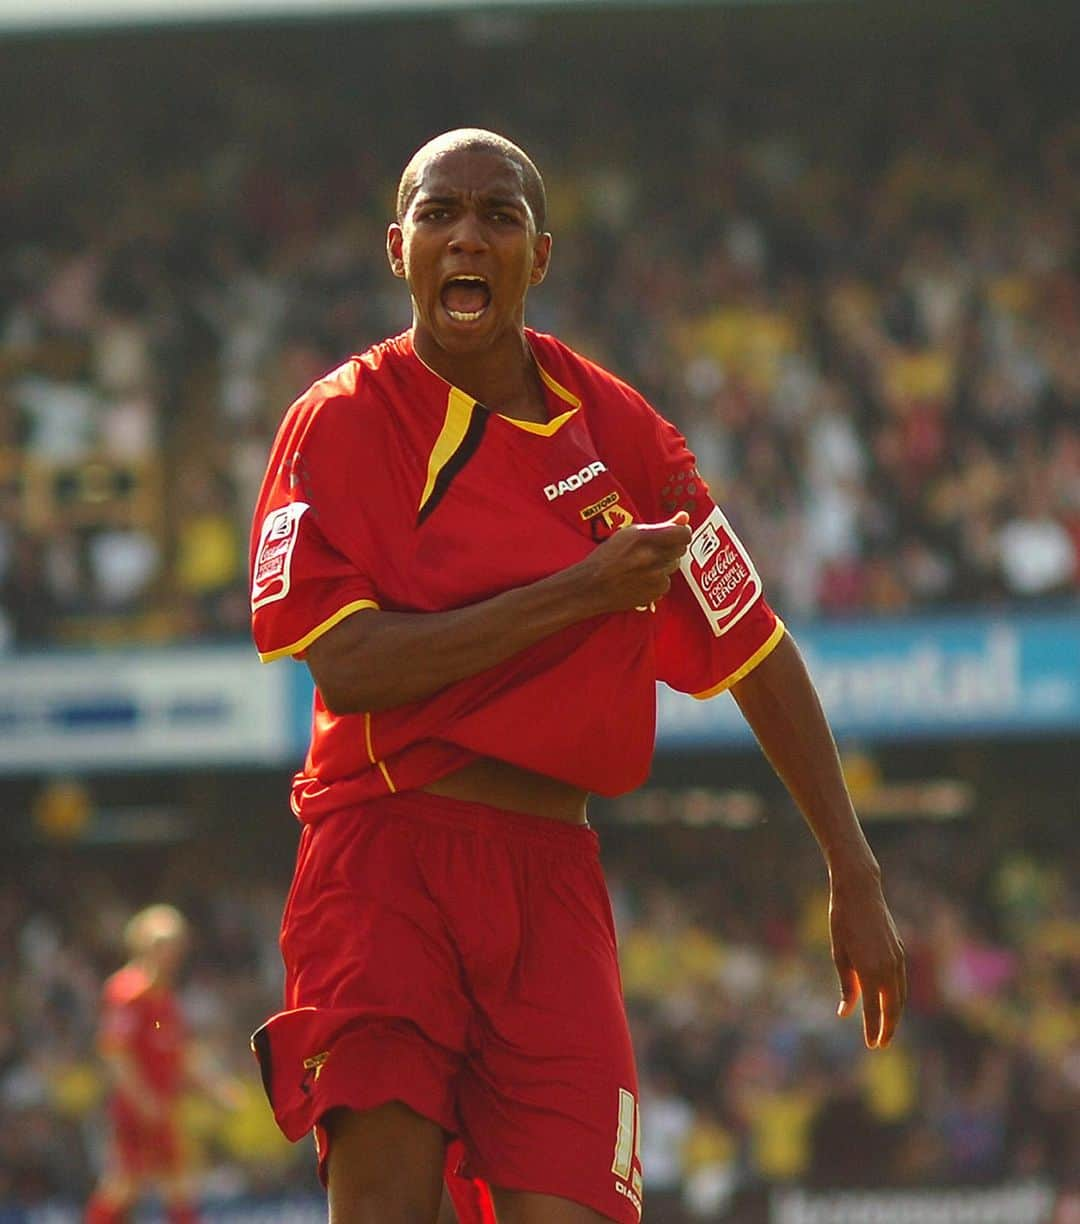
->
[249, 130, 906, 1224]
[86, 905, 238, 1224]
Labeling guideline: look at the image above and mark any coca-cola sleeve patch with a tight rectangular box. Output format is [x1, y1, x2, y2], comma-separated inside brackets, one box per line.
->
[678, 504, 762, 636]
[252, 502, 310, 611]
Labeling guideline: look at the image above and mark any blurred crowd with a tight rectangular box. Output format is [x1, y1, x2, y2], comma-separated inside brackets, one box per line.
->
[0, 846, 298, 1209]
[613, 807, 1078, 1220]
[1, 18, 1078, 649]
[0, 792, 1075, 1218]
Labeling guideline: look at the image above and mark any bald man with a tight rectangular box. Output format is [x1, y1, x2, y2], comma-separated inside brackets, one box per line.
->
[249, 129, 905, 1224]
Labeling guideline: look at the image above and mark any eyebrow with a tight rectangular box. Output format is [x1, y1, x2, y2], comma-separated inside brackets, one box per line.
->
[414, 191, 526, 211]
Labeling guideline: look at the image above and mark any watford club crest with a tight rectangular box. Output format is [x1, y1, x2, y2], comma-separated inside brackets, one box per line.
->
[580, 491, 634, 541]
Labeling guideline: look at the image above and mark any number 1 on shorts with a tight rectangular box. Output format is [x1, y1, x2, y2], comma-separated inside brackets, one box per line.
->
[611, 1087, 640, 1181]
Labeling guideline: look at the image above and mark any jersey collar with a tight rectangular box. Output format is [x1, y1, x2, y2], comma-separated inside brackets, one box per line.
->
[406, 327, 580, 437]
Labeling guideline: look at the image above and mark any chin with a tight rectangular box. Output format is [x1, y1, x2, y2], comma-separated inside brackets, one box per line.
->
[433, 319, 500, 354]
[439, 333, 496, 356]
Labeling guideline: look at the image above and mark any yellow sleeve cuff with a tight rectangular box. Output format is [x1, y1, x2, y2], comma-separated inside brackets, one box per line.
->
[257, 599, 380, 663]
[691, 619, 786, 700]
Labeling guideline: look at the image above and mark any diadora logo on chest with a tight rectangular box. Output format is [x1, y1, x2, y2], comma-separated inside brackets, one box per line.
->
[543, 461, 607, 501]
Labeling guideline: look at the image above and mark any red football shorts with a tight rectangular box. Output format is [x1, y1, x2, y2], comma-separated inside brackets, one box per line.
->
[108, 1095, 182, 1177]
[252, 790, 643, 1223]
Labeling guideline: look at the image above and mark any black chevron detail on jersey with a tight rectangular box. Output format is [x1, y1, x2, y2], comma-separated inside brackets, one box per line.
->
[416, 403, 490, 526]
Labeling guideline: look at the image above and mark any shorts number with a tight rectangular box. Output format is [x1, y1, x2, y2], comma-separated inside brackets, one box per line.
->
[611, 1087, 641, 1182]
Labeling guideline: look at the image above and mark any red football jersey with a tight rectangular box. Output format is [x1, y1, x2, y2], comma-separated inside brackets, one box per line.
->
[250, 329, 783, 820]
[99, 965, 186, 1102]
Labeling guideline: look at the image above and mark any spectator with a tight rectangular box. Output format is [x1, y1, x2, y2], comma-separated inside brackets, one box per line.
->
[0, 31, 1075, 648]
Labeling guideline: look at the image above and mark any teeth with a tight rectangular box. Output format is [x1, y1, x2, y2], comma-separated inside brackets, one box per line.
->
[450, 275, 487, 284]
[447, 308, 486, 321]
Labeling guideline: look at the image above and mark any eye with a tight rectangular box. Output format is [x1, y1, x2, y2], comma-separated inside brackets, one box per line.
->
[418, 207, 450, 222]
[491, 211, 518, 225]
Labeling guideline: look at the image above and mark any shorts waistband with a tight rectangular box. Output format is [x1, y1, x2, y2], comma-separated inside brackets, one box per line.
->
[360, 788, 598, 853]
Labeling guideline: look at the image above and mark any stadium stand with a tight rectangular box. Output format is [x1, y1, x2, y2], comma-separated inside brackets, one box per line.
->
[0, 11, 1077, 649]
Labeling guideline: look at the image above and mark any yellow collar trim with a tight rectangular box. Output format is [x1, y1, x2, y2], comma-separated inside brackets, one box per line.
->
[498, 406, 577, 435]
[535, 361, 582, 409]
[410, 332, 580, 436]
[495, 361, 579, 434]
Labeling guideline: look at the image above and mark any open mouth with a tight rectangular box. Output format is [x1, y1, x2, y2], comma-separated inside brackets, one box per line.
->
[440, 275, 492, 322]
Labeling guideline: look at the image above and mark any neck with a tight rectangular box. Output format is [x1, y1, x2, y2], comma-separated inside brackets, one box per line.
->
[134, 958, 166, 987]
[412, 326, 547, 422]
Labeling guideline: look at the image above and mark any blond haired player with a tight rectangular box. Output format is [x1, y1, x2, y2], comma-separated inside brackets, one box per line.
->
[86, 905, 239, 1224]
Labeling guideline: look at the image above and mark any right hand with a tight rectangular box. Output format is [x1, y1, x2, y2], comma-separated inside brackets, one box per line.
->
[133, 1092, 169, 1125]
[578, 511, 692, 614]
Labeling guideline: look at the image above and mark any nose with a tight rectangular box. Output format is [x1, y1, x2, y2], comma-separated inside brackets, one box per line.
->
[447, 208, 489, 254]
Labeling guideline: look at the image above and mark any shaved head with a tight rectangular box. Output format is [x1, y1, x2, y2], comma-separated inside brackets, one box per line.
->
[397, 128, 547, 233]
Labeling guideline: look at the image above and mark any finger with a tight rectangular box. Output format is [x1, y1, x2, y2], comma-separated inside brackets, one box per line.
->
[835, 953, 860, 1019]
[862, 981, 884, 1049]
[647, 531, 693, 561]
[644, 532, 692, 557]
[898, 942, 908, 1013]
[877, 983, 902, 1048]
[637, 512, 691, 535]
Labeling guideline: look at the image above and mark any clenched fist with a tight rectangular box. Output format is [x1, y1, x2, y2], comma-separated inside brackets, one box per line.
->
[575, 512, 692, 615]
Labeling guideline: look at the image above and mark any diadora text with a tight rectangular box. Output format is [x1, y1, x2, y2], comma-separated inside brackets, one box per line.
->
[543, 461, 607, 501]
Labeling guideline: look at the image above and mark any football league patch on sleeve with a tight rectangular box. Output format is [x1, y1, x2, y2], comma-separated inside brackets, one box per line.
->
[679, 504, 762, 636]
[252, 502, 309, 611]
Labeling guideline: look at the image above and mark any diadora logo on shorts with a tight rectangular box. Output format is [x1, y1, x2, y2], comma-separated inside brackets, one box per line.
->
[679, 504, 762, 636]
[300, 1050, 329, 1097]
[543, 461, 607, 501]
[251, 502, 309, 611]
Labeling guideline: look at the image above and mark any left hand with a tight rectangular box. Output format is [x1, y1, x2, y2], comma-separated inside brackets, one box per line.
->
[829, 861, 907, 1049]
[214, 1077, 246, 1112]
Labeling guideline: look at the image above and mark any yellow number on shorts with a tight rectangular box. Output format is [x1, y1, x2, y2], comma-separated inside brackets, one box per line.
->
[611, 1087, 641, 1181]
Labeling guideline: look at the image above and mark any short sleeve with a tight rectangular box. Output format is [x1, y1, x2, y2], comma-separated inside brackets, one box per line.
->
[99, 994, 138, 1054]
[647, 414, 785, 697]
[250, 392, 380, 663]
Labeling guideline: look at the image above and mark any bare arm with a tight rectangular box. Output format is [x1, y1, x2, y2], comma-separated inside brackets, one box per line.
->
[102, 1049, 168, 1121]
[185, 1046, 243, 1112]
[307, 514, 691, 713]
[730, 630, 907, 1048]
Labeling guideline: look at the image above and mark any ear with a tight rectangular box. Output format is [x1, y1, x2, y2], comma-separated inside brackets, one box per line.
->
[386, 223, 406, 279]
[529, 232, 553, 287]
